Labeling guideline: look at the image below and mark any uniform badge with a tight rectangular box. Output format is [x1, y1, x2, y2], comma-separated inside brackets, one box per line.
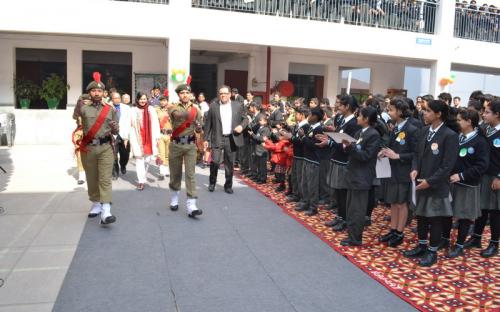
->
[459, 147, 467, 157]
[339, 130, 344, 134]
[468, 147, 475, 154]
[308, 132, 313, 137]
[431, 143, 439, 155]
[398, 132, 406, 140]
[399, 139, 406, 145]
[494, 138, 500, 148]
[357, 138, 363, 144]
[356, 144, 362, 150]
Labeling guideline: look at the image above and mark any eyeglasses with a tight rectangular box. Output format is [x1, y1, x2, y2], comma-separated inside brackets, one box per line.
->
[219, 92, 230, 95]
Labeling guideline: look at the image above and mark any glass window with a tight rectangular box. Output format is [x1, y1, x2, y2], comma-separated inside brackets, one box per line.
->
[82, 51, 132, 96]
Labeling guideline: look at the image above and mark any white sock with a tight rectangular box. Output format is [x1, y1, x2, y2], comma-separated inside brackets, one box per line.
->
[186, 198, 198, 214]
[170, 190, 180, 206]
[89, 202, 102, 214]
[101, 203, 112, 220]
[79, 171, 86, 182]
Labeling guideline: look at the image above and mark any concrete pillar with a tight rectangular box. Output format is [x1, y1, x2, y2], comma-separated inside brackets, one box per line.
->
[371, 63, 406, 95]
[66, 47, 82, 107]
[429, 58, 452, 96]
[0, 43, 14, 108]
[324, 63, 339, 100]
[167, 36, 191, 102]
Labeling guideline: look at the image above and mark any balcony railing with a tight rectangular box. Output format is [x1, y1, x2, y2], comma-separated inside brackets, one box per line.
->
[192, 0, 438, 34]
[454, 6, 500, 43]
[113, 0, 169, 4]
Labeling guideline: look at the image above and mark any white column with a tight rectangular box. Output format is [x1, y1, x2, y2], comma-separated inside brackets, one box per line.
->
[0, 42, 14, 107]
[167, 36, 191, 102]
[371, 63, 405, 95]
[323, 63, 339, 100]
[429, 0, 455, 96]
[66, 47, 82, 107]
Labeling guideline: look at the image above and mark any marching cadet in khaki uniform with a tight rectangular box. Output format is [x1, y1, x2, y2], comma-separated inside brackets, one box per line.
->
[168, 84, 203, 217]
[73, 72, 119, 225]
[156, 91, 172, 180]
[72, 94, 91, 185]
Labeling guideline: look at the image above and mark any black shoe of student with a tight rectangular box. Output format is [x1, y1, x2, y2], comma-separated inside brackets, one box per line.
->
[446, 246, 464, 258]
[437, 238, 450, 250]
[224, 187, 234, 194]
[304, 207, 318, 216]
[463, 236, 482, 249]
[208, 184, 215, 192]
[256, 179, 266, 184]
[158, 175, 165, 181]
[388, 235, 404, 247]
[170, 205, 179, 211]
[121, 167, 126, 175]
[275, 185, 286, 192]
[480, 242, 499, 258]
[295, 203, 309, 212]
[419, 251, 437, 267]
[325, 217, 342, 227]
[379, 231, 396, 243]
[340, 238, 362, 247]
[317, 199, 328, 205]
[332, 221, 346, 232]
[403, 244, 428, 258]
[287, 195, 300, 202]
[251, 176, 260, 182]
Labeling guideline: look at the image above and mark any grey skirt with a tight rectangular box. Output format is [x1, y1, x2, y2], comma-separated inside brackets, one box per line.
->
[416, 195, 453, 217]
[451, 183, 481, 219]
[480, 175, 500, 211]
[384, 181, 411, 204]
[328, 161, 348, 189]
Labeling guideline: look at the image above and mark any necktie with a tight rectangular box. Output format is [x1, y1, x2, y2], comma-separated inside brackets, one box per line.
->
[459, 134, 466, 144]
[427, 130, 435, 142]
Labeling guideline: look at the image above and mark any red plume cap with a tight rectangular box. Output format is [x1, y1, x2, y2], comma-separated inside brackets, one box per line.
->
[163, 89, 169, 97]
[186, 75, 192, 85]
[92, 72, 101, 83]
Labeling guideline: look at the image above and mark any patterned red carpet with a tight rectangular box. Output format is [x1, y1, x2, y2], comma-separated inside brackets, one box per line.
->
[238, 173, 500, 312]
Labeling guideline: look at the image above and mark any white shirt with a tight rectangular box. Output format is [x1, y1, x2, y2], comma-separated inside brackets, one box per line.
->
[298, 119, 309, 128]
[199, 101, 209, 115]
[220, 101, 232, 135]
[342, 114, 355, 126]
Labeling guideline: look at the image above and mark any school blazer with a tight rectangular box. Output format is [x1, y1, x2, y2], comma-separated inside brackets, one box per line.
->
[412, 125, 459, 198]
[329, 117, 361, 164]
[388, 121, 419, 183]
[346, 127, 381, 190]
[204, 100, 249, 148]
[253, 126, 271, 156]
[452, 132, 489, 186]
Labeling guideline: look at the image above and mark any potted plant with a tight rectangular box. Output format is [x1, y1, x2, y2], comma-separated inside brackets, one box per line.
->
[40, 74, 70, 109]
[13, 77, 40, 109]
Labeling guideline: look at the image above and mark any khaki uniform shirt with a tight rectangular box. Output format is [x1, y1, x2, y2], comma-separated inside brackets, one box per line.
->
[169, 101, 202, 137]
[79, 102, 118, 138]
[156, 106, 172, 130]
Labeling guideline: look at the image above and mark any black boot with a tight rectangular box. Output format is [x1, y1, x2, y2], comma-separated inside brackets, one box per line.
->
[295, 202, 309, 212]
[463, 235, 482, 249]
[332, 221, 346, 232]
[304, 206, 318, 216]
[388, 234, 404, 247]
[419, 250, 438, 267]
[112, 162, 119, 180]
[325, 217, 342, 227]
[437, 238, 450, 250]
[403, 244, 428, 258]
[447, 245, 465, 258]
[379, 230, 396, 243]
[275, 184, 286, 192]
[480, 241, 499, 258]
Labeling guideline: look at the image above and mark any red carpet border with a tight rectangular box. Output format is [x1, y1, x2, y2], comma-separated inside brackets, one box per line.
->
[237, 173, 500, 312]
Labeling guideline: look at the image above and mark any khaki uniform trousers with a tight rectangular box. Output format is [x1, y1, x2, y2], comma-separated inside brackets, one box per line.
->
[81, 144, 114, 203]
[168, 142, 197, 199]
[158, 134, 170, 166]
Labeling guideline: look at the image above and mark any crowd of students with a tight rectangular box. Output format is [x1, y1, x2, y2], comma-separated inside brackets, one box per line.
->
[236, 90, 499, 267]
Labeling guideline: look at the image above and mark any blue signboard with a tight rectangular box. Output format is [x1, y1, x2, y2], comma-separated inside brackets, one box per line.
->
[416, 38, 432, 45]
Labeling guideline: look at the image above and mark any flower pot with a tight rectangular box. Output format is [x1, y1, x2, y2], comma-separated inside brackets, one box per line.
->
[19, 99, 30, 109]
[47, 98, 59, 110]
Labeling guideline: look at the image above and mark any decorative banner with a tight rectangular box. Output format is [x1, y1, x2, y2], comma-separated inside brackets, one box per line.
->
[171, 69, 187, 83]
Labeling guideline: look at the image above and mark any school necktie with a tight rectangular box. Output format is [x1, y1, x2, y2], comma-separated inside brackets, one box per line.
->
[459, 134, 466, 144]
[427, 130, 436, 142]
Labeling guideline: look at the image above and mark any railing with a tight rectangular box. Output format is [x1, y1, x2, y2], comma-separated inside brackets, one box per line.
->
[113, 0, 169, 4]
[192, 0, 438, 34]
[454, 6, 500, 43]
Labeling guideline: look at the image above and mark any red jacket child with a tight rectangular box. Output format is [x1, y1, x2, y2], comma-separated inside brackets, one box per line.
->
[264, 139, 293, 168]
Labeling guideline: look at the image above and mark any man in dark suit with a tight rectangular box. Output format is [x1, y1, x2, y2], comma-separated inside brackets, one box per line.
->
[204, 85, 249, 194]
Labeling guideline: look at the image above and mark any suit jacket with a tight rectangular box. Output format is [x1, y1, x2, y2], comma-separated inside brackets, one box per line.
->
[204, 100, 249, 148]
[346, 127, 381, 190]
[387, 120, 419, 183]
[268, 109, 284, 128]
[253, 126, 271, 156]
[413, 125, 459, 198]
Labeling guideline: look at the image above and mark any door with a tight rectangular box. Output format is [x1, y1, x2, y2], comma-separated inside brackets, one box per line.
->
[224, 70, 248, 96]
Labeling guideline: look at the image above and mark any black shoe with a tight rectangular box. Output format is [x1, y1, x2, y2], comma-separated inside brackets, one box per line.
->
[419, 251, 437, 267]
[170, 205, 178, 211]
[256, 179, 266, 184]
[317, 199, 328, 205]
[286, 195, 300, 202]
[446, 245, 464, 258]
[121, 167, 126, 174]
[188, 209, 203, 218]
[463, 236, 482, 249]
[325, 217, 342, 227]
[275, 185, 285, 192]
[78, 180, 85, 185]
[364, 217, 372, 227]
[304, 207, 318, 216]
[437, 238, 450, 250]
[480, 242, 499, 258]
[332, 221, 346, 232]
[100, 215, 116, 225]
[88, 212, 100, 218]
[340, 238, 362, 246]
[295, 203, 309, 212]
[388, 235, 404, 247]
[158, 175, 165, 181]
[224, 187, 234, 194]
[112, 175, 118, 181]
[379, 230, 396, 243]
[403, 244, 428, 258]
[208, 184, 215, 192]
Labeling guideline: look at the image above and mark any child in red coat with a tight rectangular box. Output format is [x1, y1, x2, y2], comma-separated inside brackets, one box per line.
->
[265, 130, 293, 193]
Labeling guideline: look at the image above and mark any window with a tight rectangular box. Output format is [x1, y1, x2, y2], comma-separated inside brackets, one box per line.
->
[15, 48, 67, 109]
[82, 51, 132, 96]
[288, 74, 324, 100]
